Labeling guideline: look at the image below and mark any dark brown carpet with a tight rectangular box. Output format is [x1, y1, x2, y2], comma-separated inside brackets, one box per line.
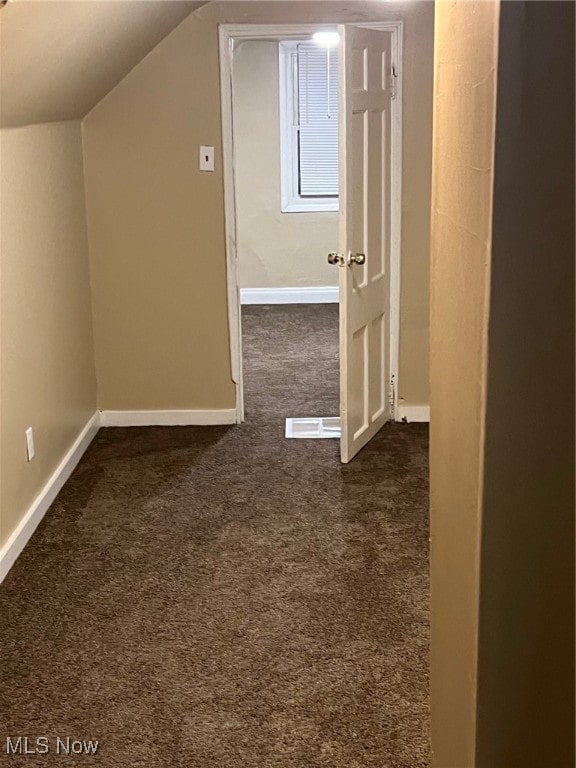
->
[0, 304, 429, 767]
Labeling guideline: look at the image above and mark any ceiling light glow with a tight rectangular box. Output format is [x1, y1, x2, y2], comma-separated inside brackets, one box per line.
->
[312, 30, 341, 48]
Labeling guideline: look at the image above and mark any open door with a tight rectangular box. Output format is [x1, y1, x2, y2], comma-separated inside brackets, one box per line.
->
[336, 25, 394, 463]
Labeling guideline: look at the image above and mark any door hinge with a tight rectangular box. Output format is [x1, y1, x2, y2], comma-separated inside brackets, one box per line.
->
[389, 373, 397, 419]
[390, 65, 398, 99]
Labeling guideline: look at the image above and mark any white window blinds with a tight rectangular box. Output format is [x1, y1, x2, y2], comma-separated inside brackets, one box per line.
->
[297, 42, 339, 198]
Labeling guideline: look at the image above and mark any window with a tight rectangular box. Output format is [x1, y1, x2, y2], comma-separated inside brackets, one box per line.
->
[279, 40, 339, 213]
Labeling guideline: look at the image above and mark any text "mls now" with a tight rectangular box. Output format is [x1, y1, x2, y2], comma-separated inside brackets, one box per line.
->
[6, 736, 99, 755]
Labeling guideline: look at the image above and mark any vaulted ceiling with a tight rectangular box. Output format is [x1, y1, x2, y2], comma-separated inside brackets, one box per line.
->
[0, 0, 207, 128]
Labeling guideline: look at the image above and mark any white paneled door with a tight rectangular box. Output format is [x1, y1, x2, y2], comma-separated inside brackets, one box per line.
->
[338, 25, 393, 463]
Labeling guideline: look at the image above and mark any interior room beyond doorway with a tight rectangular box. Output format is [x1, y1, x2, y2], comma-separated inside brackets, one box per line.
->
[233, 36, 341, 426]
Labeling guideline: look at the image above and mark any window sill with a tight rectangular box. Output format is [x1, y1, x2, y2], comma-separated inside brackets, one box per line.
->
[281, 200, 339, 214]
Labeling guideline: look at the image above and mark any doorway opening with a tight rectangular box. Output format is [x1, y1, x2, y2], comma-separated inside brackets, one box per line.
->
[219, 23, 403, 462]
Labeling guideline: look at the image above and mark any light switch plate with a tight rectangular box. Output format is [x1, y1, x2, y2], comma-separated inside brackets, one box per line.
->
[199, 145, 215, 172]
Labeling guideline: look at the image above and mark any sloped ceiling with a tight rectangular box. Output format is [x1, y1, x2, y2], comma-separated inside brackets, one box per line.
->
[0, 0, 207, 128]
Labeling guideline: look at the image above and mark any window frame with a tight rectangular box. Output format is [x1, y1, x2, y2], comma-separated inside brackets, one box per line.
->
[278, 40, 339, 214]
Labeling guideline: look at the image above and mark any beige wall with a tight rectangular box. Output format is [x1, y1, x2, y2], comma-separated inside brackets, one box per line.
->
[0, 121, 97, 550]
[233, 40, 338, 290]
[82, 7, 235, 411]
[82, 1, 433, 410]
[429, 2, 499, 763]
[431, 1, 575, 765]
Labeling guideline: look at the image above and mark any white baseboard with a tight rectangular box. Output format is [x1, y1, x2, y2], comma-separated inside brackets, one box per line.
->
[0, 411, 100, 584]
[99, 409, 238, 427]
[0, 408, 238, 581]
[397, 405, 430, 423]
[240, 286, 339, 304]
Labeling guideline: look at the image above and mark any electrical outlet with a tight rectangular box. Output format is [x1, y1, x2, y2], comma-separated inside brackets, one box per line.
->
[25, 427, 35, 461]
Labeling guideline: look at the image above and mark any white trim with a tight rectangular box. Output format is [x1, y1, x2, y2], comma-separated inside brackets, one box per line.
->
[0, 412, 100, 584]
[219, 26, 244, 423]
[389, 23, 403, 421]
[222, 23, 343, 39]
[281, 201, 339, 213]
[397, 405, 430, 423]
[219, 22, 403, 427]
[241, 286, 339, 304]
[99, 409, 238, 427]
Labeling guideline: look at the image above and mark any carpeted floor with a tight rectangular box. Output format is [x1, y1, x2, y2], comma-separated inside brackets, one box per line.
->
[0, 304, 429, 767]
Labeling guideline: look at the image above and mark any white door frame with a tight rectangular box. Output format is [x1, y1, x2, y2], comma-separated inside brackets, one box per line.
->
[218, 22, 403, 424]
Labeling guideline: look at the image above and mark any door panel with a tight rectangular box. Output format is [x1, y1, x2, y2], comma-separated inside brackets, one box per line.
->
[339, 25, 393, 463]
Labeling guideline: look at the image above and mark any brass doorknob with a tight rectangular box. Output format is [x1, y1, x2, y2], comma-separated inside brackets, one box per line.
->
[328, 252, 366, 266]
